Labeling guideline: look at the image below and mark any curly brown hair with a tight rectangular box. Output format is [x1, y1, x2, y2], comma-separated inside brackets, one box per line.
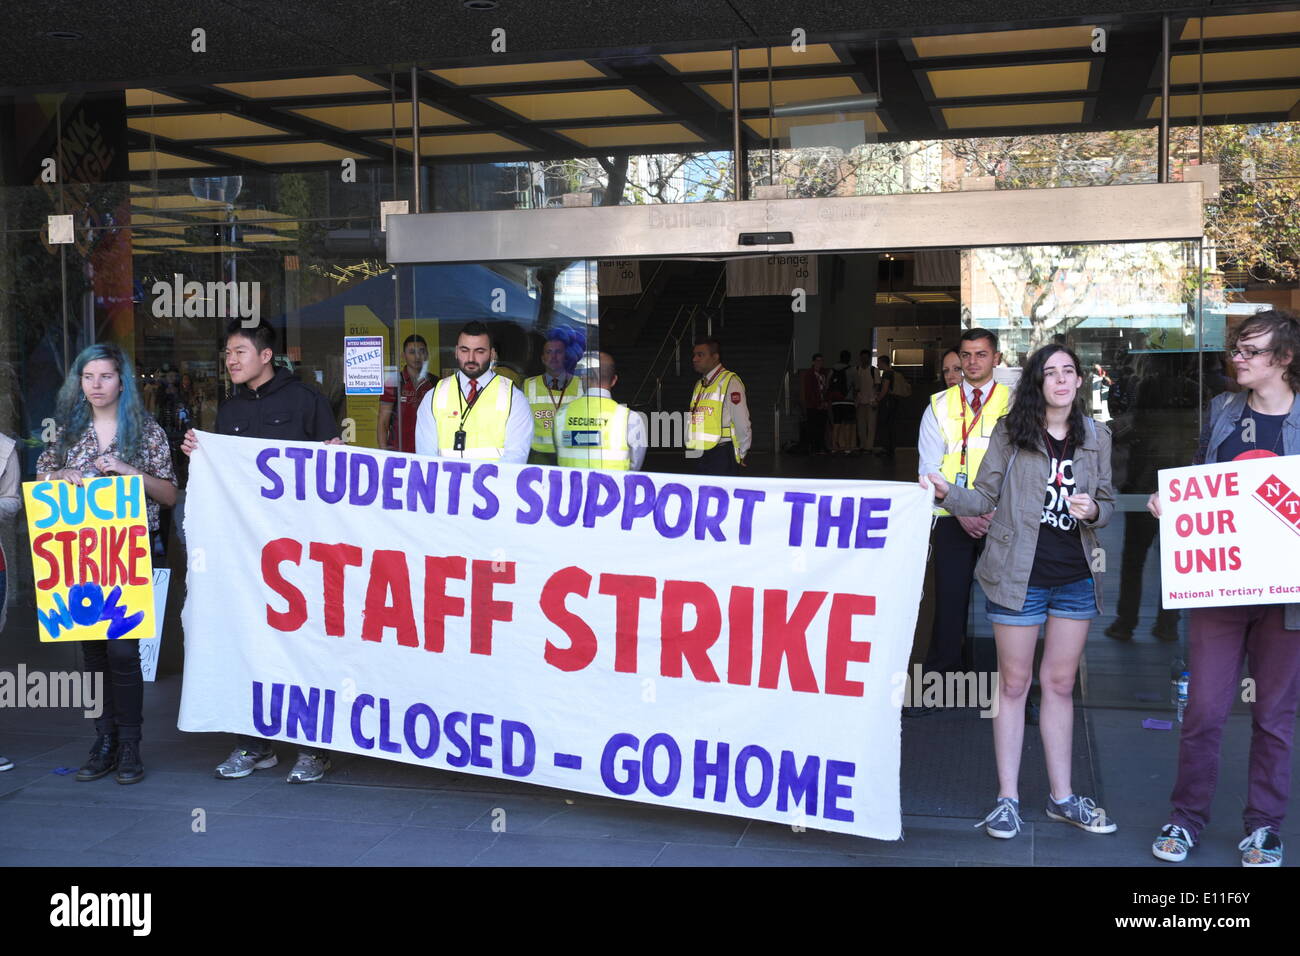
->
[1228, 309, 1300, 392]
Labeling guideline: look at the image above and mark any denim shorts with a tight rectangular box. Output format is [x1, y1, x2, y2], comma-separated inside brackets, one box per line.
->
[986, 576, 1097, 627]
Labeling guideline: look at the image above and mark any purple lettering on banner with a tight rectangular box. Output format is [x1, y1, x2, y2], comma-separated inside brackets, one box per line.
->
[286, 684, 320, 742]
[381, 456, 408, 510]
[102, 586, 145, 639]
[348, 453, 379, 507]
[501, 720, 536, 777]
[316, 450, 346, 504]
[378, 697, 402, 753]
[284, 447, 313, 500]
[601, 732, 640, 795]
[582, 473, 619, 528]
[693, 485, 729, 541]
[823, 760, 855, 821]
[406, 460, 439, 513]
[553, 752, 582, 769]
[472, 465, 500, 520]
[68, 582, 105, 627]
[546, 470, 582, 527]
[735, 744, 775, 808]
[642, 733, 682, 797]
[776, 751, 820, 816]
[470, 713, 495, 768]
[256, 448, 284, 499]
[816, 495, 854, 548]
[784, 491, 816, 546]
[621, 474, 656, 530]
[350, 694, 375, 750]
[732, 488, 766, 545]
[404, 703, 440, 759]
[253, 681, 284, 736]
[854, 498, 891, 549]
[321, 689, 335, 744]
[653, 483, 691, 538]
[515, 467, 543, 524]
[443, 461, 471, 515]
[693, 739, 730, 802]
[444, 712, 471, 767]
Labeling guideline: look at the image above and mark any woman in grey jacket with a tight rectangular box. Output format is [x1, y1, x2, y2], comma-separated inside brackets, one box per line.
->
[1147, 309, 1300, 868]
[0, 432, 20, 773]
[923, 344, 1117, 840]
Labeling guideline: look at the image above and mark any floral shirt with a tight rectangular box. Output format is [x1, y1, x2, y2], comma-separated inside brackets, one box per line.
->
[37, 416, 176, 531]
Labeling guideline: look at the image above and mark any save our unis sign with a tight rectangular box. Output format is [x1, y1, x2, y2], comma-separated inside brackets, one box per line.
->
[179, 433, 930, 839]
[1158, 456, 1300, 609]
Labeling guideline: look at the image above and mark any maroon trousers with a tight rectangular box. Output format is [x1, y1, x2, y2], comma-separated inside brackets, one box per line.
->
[1170, 604, 1300, 839]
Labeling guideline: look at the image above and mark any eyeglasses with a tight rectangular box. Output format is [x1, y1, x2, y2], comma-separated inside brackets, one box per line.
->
[1229, 347, 1274, 360]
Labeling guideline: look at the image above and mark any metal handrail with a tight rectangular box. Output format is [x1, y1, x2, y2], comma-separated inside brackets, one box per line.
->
[772, 333, 797, 457]
[630, 266, 730, 410]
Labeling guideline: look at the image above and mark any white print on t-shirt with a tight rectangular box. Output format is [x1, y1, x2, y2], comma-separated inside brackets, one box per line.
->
[1041, 455, 1077, 531]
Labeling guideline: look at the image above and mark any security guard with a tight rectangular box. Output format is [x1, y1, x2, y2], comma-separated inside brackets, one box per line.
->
[686, 337, 750, 475]
[415, 321, 532, 463]
[523, 334, 583, 465]
[909, 328, 1009, 709]
[555, 351, 646, 471]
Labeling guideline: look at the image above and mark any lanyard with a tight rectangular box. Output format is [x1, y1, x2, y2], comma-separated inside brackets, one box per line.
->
[958, 383, 996, 467]
[546, 376, 570, 415]
[456, 374, 487, 429]
[692, 367, 724, 418]
[1042, 427, 1069, 486]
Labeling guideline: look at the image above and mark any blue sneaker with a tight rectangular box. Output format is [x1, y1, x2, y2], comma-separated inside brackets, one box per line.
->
[1045, 794, 1117, 833]
[976, 797, 1023, 839]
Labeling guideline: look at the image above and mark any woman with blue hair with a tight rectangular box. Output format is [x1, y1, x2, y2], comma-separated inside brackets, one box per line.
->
[37, 342, 177, 785]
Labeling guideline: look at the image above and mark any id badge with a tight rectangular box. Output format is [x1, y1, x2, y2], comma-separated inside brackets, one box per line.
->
[453, 430, 467, 452]
[954, 472, 968, 488]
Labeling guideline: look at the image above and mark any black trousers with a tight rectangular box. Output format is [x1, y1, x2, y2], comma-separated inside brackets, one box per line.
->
[876, 396, 898, 454]
[690, 443, 737, 475]
[82, 640, 143, 742]
[924, 516, 983, 676]
[805, 410, 828, 453]
[1115, 511, 1180, 629]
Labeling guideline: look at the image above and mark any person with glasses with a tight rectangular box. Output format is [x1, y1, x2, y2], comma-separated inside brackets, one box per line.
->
[1147, 309, 1300, 867]
[921, 343, 1118, 839]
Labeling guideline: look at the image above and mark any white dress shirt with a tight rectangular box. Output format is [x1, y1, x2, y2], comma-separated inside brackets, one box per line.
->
[917, 378, 997, 477]
[697, 364, 752, 460]
[555, 386, 648, 471]
[414, 369, 533, 464]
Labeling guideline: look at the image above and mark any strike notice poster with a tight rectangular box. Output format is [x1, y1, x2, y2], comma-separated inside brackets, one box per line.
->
[23, 475, 157, 642]
[1158, 456, 1300, 609]
[179, 433, 931, 839]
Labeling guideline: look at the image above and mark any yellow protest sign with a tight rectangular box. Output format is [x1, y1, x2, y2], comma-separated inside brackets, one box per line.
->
[23, 475, 156, 642]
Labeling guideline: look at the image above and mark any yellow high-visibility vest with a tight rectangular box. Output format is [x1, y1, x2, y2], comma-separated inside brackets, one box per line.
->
[556, 396, 631, 470]
[687, 367, 741, 459]
[524, 374, 582, 452]
[430, 373, 513, 461]
[932, 381, 1011, 516]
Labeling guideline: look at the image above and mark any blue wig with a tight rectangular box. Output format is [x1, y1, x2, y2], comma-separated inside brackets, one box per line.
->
[545, 326, 586, 375]
[53, 343, 148, 464]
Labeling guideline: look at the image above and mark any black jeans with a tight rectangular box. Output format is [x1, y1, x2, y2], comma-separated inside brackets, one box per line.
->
[805, 410, 828, 453]
[876, 396, 898, 454]
[924, 516, 983, 676]
[1115, 511, 1180, 630]
[82, 640, 143, 742]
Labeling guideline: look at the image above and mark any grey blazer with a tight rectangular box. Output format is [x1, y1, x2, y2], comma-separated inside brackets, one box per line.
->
[1196, 389, 1300, 631]
[941, 417, 1115, 613]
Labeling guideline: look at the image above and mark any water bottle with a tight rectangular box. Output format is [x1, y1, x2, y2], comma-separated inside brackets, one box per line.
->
[1170, 657, 1189, 723]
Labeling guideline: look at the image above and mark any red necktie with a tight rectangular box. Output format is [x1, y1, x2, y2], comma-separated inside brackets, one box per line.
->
[970, 387, 982, 413]
[467, 378, 478, 404]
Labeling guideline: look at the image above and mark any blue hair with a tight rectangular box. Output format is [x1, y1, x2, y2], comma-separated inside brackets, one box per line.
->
[54, 343, 147, 464]
[545, 326, 586, 375]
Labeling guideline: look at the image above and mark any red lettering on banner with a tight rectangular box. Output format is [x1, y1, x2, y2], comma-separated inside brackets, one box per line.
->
[1173, 545, 1242, 574]
[32, 533, 57, 589]
[1168, 472, 1239, 502]
[824, 593, 875, 697]
[262, 538, 307, 631]
[660, 580, 721, 682]
[362, 550, 417, 647]
[541, 566, 596, 672]
[727, 586, 755, 686]
[598, 573, 656, 673]
[33, 527, 147, 591]
[308, 542, 364, 636]
[470, 559, 515, 655]
[1173, 509, 1237, 537]
[422, 556, 466, 652]
[108, 527, 130, 584]
[759, 590, 826, 694]
[127, 525, 149, 585]
[55, 530, 77, 585]
[78, 528, 100, 584]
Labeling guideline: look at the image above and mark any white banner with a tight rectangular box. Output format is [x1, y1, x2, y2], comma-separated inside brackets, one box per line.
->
[1159, 456, 1300, 609]
[597, 259, 641, 296]
[726, 254, 818, 297]
[179, 432, 929, 839]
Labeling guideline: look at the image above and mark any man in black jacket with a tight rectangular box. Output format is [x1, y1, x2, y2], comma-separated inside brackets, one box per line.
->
[182, 319, 340, 784]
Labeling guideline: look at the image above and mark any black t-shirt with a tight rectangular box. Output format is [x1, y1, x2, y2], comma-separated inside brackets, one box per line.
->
[1214, 408, 1287, 462]
[1029, 435, 1092, 588]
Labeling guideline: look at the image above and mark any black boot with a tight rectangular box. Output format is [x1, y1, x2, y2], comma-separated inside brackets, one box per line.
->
[76, 734, 119, 782]
[115, 740, 144, 785]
